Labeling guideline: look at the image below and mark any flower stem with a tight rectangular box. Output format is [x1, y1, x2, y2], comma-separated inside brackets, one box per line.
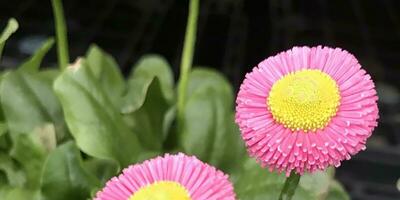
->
[279, 172, 301, 200]
[177, 0, 199, 122]
[51, 0, 69, 70]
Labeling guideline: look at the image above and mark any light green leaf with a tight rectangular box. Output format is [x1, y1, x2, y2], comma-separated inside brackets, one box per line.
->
[0, 70, 67, 141]
[0, 171, 6, 186]
[41, 142, 99, 200]
[130, 55, 174, 101]
[180, 68, 245, 173]
[299, 167, 335, 199]
[233, 158, 340, 200]
[10, 133, 47, 189]
[187, 67, 233, 103]
[233, 158, 286, 200]
[83, 158, 118, 185]
[0, 18, 18, 60]
[122, 55, 174, 113]
[0, 153, 26, 187]
[86, 45, 125, 108]
[0, 187, 40, 200]
[0, 122, 7, 138]
[53, 59, 141, 167]
[37, 69, 60, 82]
[8, 124, 55, 189]
[19, 38, 55, 72]
[32, 123, 57, 152]
[0, 124, 9, 150]
[127, 78, 170, 150]
[326, 180, 350, 200]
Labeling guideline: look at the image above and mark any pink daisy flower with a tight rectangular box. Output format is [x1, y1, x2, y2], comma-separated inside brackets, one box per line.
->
[94, 153, 236, 200]
[235, 46, 379, 176]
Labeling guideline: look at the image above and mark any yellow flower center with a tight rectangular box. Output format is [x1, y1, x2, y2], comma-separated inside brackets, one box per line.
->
[129, 181, 191, 200]
[267, 69, 340, 132]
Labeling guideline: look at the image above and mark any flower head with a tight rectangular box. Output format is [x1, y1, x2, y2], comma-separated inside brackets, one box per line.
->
[235, 46, 379, 176]
[94, 153, 236, 200]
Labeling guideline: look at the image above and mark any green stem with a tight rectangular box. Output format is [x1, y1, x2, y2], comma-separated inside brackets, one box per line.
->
[177, 0, 199, 122]
[51, 0, 69, 70]
[279, 172, 301, 200]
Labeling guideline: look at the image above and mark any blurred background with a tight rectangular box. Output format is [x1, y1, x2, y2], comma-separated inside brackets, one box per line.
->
[0, 0, 399, 199]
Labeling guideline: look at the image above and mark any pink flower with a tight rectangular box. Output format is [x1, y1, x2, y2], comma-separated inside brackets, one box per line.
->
[94, 153, 236, 200]
[235, 46, 379, 176]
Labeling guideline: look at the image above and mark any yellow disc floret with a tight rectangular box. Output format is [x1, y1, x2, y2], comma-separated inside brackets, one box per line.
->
[129, 181, 191, 200]
[267, 69, 340, 132]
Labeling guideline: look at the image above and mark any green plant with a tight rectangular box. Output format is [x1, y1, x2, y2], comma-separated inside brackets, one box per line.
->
[0, 0, 350, 199]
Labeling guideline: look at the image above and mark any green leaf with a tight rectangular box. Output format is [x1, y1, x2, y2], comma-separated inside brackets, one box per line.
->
[9, 124, 56, 189]
[0, 70, 67, 141]
[37, 69, 60, 82]
[41, 142, 99, 200]
[0, 126, 10, 150]
[19, 38, 55, 72]
[279, 172, 301, 200]
[10, 133, 46, 189]
[0, 187, 40, 200]
[233, 158, 286, 200]
[0, 122, 7, 138]
[0, 171, 6, 186]
[180, 68, 246, 172]
[298, 167, 335, 199]
[53, 59, 141, 167]
[233, 158, 339, 200]
[187, 67, 233, 103]
[83, 158, 118, 185]
[122, 55, 174, 113]
[130, 55, 174, 101]
[126, 78, 170, 150]
[0, 18, 18, 60]
[0, 153, 26, 187]
[326, 180, 350, 200]
[86, 45, 125, 108]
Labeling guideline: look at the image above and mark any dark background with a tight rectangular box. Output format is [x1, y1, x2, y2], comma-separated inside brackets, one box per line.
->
[0, 0, 400, 199]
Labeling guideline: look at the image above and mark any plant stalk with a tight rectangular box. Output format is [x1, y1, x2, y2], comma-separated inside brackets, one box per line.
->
[279, 172, 301, 200]
[177, 0, 199, 122]
[51, 0, 70, 70]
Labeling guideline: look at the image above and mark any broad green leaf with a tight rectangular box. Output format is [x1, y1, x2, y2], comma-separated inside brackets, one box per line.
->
[187, 67, 233, 103]
[0, 187, 40, 200]
[9, 124, 56, 189]
[86, 45, 125, 108]
[0, 70, 67, 141]
[0, 153, 26, 187]
[233, 158, 339, 200]
[122, 55, 174, 113]
[0, 170, 6, 186]
[41, 142, 99, 200]
[53, 59, 141, 167]
[0, 121, 6, 138]
[19, 38, 55, 72]
[326, 180, 350, 200]
[299, 167, 335, 199]
[0, 18, 18, 59]
[127, 78, 170, 150]
[180, 68, 245, 173]
[10, 134, 46, 189]
[130, 55, 174, 101]
[0, 126, 9, 150]
[83, 158, 118, 185]
[31, 123, 57, 152]
[37, 69, 60, 82]
[233, 158, 286, 200]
